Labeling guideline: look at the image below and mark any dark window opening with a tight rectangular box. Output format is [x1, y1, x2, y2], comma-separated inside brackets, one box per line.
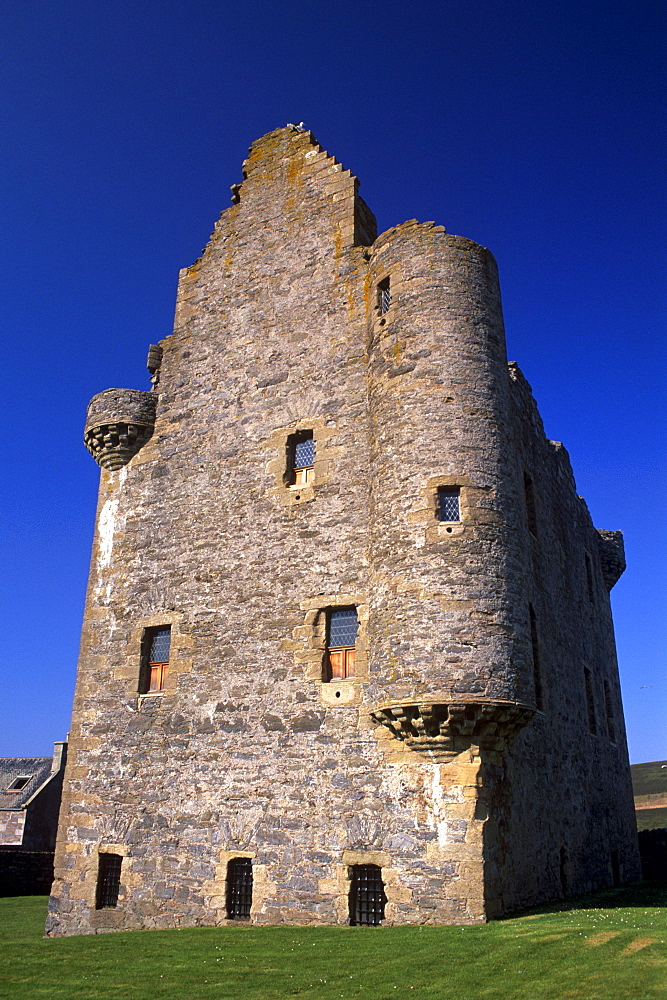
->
[559, 846, 569, 898]
[96, 853, 122, 909]
[523, 472, 537, 536]
[7, 775, 32, 791]
[584, 667, 597, 735]
[377, 277, 391, 315]
[349, 864, 386, 926]
[437, 487, 461, 522]
[610, 850, 621, 887]
[529, 605, 544, 711]
[324, 607, 358, 681]
[226, 858, 253, 920]
[287, 431, 315, 486]
[585, 553, 596, 604]
[604, 680, 616, 742]
[140, 626, 171, 693]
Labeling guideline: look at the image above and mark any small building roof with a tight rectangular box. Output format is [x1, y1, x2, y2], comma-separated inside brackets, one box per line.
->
[0, 757, 54, 810]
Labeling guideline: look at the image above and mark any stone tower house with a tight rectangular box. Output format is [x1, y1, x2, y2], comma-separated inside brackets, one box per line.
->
[47, 127, 640, 934]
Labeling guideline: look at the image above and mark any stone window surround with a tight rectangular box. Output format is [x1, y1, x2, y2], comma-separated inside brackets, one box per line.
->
[115, 612, 193, 706]
[368, 263, 404, 339]
[203, 850, 277, 924]
[94, 844, 131, 910]
[318, 851, 412, 925]
[294, 594, 369, 707]
[266, 417, 342, 508]
[409, 475, 474, 542]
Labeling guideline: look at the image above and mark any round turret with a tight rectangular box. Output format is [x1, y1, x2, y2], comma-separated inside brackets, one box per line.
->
[84, 388, 156, 470]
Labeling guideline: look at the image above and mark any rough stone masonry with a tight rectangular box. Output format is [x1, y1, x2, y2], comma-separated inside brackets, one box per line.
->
[47, 126, 640, 935]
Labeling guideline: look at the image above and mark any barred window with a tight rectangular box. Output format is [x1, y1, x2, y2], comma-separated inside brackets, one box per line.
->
[377, 277, 391, 315]
[140, 626, 171, 693]
[287, 431, 315, 486]
[349, 864, 386, 926]
[325, 607, 358, 681]
[95, 853, 122, 909]
[437, 487, 460, 522]
[226, 858, 253, 920]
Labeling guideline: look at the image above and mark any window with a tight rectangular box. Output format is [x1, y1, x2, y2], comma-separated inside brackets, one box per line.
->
[7, 775, 32, 791]
[529, 605, 544, 711]
[610, 850, 621, 887]
[140, 626, 171, 693]
[349, 864, 386, 926]
[437, 487, 460, 522]
[287, 431, 315, 486]
[584, 667, 597, 735]
[226, 858, 253, 919]
[95, 853, 122, 909]
[377, 277, 391, 315]
[604, 680, 616, 742]
[523, 472, 537, 536]
[585, 553, 596, 604]
[325, 607, 358, 681]
[559, 846, 569, 898]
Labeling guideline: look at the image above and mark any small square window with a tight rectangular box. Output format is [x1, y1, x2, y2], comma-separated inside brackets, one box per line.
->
[7, 775, 32, 792]
[325, 607, 358, 681]
[377, 277, 391, 315]
[437, 487, 460, 522]
[140, 626, 171, 693]
[96, 853, 123, 909]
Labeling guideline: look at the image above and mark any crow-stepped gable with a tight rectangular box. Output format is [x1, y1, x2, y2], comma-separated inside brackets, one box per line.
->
[47, 127, 640, 935]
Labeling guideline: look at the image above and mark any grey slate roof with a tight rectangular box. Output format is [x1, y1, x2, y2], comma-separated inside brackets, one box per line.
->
[0, 758, 53, 810]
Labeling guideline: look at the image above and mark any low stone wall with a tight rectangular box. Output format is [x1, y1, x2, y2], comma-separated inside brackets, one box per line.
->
[0, 849, 54, 896]
[637, 828, 667, 882]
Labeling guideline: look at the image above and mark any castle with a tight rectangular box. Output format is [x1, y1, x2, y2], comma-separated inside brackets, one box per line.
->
[47, 127, 640, 934]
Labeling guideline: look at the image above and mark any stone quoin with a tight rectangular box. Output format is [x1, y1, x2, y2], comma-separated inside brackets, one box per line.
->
[47, 127, 640, 934]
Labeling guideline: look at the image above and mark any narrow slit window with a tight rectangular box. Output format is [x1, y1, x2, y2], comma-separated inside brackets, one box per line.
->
[437, 487, 461, 522]
[95, 853, 123, 909]
[140, 626, 171, 693]
[529, 605, 544, 711]
[523, 472, 537, 536]
[585, 553, 596, 604]
[325, 607, 358, 681]
[604, 680, 616, 742]
[377, 277, 391, 315]
[584, 667, 597, 735]
[349, 864, 386, 926]
[226, 858, 253, 920]
[287, 431, 315, 486]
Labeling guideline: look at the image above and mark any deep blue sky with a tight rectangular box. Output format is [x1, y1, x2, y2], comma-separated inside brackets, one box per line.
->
[1, 1, 664, 763]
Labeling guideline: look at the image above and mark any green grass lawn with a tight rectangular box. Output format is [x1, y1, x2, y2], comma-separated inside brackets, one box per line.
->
[1, 887, 665, 1000]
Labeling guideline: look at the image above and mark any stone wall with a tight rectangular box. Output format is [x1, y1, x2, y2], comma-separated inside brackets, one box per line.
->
[47, 127, 640, 936]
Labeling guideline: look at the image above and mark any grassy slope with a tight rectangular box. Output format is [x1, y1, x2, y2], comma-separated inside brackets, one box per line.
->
[1, 889, 666, 1000]
[637, 807, 667, 832]
[631, 761, 667, 798]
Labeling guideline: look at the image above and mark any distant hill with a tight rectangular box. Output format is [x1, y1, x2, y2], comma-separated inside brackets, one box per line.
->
[631, 760, 667, 831]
